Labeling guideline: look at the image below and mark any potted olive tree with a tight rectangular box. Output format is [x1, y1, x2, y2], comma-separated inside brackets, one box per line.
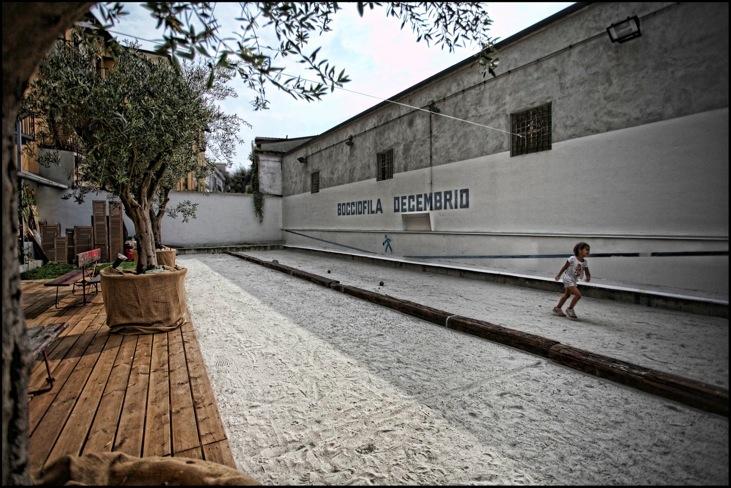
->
[22, 35, 240, 333]
[149, 64, 242, 269]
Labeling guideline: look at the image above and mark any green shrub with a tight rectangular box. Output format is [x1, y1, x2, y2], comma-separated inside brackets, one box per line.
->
[21, 262, 74, 280]
[21, 260, 138, 280]
[95, 261, 137, 272]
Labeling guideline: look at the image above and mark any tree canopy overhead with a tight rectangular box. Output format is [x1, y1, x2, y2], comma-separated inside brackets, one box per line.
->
[94, 2, 499, 110]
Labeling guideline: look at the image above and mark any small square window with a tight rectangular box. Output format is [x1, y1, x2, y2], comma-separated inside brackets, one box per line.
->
[311, 171, 320, 193]
[511, 103, 552, 156]
[376, 149, 394, 181]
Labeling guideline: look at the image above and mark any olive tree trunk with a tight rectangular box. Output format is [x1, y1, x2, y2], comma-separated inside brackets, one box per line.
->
[150, 188, 171, 250]
[151, 208, 164, 250]
[2, 4, 92, 484]
[120, 197, 160, 272]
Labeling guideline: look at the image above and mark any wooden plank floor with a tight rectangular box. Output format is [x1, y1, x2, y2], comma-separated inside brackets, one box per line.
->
[21, 280, 237, 477]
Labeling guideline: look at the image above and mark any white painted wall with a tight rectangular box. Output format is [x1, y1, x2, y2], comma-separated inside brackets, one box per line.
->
[35, 188, 282, 248]
[282, 230, 728, 257]
[280, 109, 728, 293]
[258, 154, 282, 195]
[161, 191, 282, 247]
[283, 109, 728, 242]
[35, 186, 135, 235]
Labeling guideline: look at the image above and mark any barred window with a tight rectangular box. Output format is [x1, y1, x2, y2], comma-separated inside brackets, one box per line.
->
[510, 103, 552, 156]
[311, 171, 320, 194]
[376, 149, 394, 181]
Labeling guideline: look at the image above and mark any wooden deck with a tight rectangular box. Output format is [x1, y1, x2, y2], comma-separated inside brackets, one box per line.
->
[21, 279, 236, 477]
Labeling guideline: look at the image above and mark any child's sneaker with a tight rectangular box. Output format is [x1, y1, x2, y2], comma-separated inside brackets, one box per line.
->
[565, 308, 578, 320]
[552, 307, 566, 317]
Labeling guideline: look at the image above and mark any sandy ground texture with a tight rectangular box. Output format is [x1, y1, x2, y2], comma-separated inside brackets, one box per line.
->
[180, 254, 728, 485]
[284, 241, 728, 300]
[243, 249, 729, 389]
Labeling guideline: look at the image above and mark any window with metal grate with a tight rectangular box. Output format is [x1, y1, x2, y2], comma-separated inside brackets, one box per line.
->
[510, 102, 552, 156]
[376, 148, 394, 181]
[311, 171, 320, 193]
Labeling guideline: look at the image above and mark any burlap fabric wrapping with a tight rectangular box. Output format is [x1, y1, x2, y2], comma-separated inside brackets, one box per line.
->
[100, 266, 189, 335]
[35, 451, 258, 485]
[156, 247, 177, 267]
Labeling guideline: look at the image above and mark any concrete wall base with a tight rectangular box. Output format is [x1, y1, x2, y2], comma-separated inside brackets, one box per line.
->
[175, 243, 284, 255]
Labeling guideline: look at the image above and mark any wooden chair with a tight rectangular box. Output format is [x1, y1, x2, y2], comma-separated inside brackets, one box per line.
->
[27, 323, 69, 395]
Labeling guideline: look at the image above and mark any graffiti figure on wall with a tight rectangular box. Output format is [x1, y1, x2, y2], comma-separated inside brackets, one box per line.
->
[383, 234, 393, 254]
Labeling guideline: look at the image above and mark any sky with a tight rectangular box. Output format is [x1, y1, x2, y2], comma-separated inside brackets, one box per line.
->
[99, 2, 574, 171]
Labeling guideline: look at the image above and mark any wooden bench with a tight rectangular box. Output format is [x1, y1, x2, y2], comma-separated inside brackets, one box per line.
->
[27, 323, 69, 395]
[44, 248, 102, 308]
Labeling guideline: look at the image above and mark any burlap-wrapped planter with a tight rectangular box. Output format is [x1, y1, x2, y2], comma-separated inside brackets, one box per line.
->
[156, 247, 177, 267]
[100, 266, 188, 335]
[35, 451, 258, 485]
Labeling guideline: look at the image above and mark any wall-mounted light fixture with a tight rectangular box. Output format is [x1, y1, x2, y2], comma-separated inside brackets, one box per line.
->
[345, 135, 354, 146]
[297, 156, 308, 164]
[607, 16, 641, 43]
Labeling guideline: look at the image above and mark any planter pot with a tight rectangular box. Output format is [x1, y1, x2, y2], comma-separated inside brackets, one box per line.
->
[156, 247, 177, 267]
[125, 249, 137, 262]
[100, 266, 188, 334]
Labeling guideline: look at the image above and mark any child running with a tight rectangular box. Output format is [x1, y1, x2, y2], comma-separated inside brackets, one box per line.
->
[553, 242, 591, 320]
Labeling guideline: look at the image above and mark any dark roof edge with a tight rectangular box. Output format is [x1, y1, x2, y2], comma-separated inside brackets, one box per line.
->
[254, 135, 317, 154]
[255, 135, 316, 143]
[284, 1, 590, 156]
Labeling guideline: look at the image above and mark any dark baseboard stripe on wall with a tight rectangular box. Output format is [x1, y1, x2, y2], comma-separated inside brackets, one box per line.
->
[650, 251, 729, 257]
[407, 251, 728, 260]
[407, 252, 640, 259]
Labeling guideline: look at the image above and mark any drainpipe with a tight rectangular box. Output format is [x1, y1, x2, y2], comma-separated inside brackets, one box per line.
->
[428, 101, 440, 201]
[428, 105, 433, 196]
[429, 111, 433, 195]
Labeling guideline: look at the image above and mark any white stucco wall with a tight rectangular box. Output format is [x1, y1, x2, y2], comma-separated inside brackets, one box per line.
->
[35, 188, 282, 248]
[35, 186, 135, 235]
[282, 108, 728, 244]
[161, 191, 282, 247]
[279, 108, 728, 294]
[258, 154, 283, 196]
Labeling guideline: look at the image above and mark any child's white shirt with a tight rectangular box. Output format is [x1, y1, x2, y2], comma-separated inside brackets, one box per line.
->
[563, 256, 589, 284]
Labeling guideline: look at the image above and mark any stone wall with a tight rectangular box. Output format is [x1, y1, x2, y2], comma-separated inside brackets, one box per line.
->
[281, 2, 729, 195]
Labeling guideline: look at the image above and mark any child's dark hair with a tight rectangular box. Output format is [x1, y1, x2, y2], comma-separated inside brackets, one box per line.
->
[573, 242, 590, 256]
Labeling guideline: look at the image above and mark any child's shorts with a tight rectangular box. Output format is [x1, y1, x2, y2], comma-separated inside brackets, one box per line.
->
[562, 280, 578, 289]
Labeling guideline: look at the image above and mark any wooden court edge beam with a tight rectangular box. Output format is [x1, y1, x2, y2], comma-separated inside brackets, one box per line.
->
[224, 251, 729, 417]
